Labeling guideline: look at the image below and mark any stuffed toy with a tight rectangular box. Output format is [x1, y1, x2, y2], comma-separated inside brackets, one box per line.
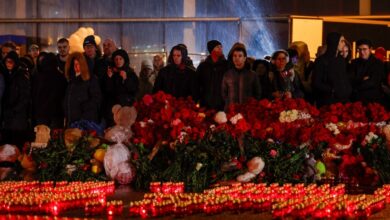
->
[68, 27, 101, 53]
[112, 104, 137, 137]
[19, 153, 36, 181]
[31, 125, 51, 148]
[303, 153, 318, 183]
[0, 144, 20, 180]
[104, 126, 135, 184]
[236, 157, 265, 182]
[64, 128, 83, 151]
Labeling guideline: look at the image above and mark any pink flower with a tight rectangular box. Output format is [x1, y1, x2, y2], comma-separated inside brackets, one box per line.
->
[270, 149, 278, 158]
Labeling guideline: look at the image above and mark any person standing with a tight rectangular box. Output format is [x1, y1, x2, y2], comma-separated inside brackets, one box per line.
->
[83, 35, 104, 81]
[64, 52, 102, 126]
[56, 38, 70, 74]
[32, 53, 67, 128]
[222, 43, 261, 110]
[102, 49, 138, 127]
[153, 45, 198, 100]
[1, 51, 31, 148]
[197, 40, 228, 111]
[312, 32, 352, 107]
[350, 39, 385, 105]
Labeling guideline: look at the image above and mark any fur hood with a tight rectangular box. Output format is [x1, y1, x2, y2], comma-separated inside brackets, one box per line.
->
[65, 52, 90, 81]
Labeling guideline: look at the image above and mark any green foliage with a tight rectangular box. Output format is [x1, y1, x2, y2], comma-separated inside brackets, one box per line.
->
[31, 134, 106, 182]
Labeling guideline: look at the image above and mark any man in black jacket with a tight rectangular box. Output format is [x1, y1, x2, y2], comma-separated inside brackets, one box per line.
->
[312, 32, 352, 107]
[197, 40, 228, 111]
[350, 39, 385, 105]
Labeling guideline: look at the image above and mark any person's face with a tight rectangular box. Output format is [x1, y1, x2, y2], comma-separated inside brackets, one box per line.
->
[73, 59, 80, 73]
[114, 55, 125, 68]
[5, 58, 15, 70]
[103, 40, 116, 56]
[153, 56, 163, 68]
[29, 48, 40, 58]
[341, 45, 349, 59]
[212, 45, 223, 57]
[232, 51, 246, 69]
[57, 42, 69, 57]
[274, 53, 288, 71]
[358, 44, 371, 60]
[172, 49, 182, 66]
[337, 36, 346, 52]
[84, 44, 96, 58]
[255, 63, 267, 76]
[1, 47, 12, 59]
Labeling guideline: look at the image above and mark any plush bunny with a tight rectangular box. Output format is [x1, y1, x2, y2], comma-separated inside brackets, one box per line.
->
[236, 157, 265, 182]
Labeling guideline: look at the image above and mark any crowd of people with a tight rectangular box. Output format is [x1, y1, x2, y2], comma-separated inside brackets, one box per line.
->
[0, 32, 389, 149]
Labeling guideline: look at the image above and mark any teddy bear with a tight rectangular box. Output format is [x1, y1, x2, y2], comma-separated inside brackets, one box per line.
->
[31, 125, 51, 148]
[111, 104, 137, 137]
[0, 144, 20, 180]
[19, 153, 36, 181]
[64, 128, 83, 151]
[382, 124, 390, 151]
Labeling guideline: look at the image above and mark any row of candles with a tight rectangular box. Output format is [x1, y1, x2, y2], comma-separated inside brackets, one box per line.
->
[0, 181, 115, 216]
[123, 182, 389, 218]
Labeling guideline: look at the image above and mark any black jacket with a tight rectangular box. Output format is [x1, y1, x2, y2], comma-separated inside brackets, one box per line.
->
[350, 55, 385, 104]
[64, 75, 102, 126]
[312, 32, 352, 107]
[2, 66, 31, 130]
[197, 56, 228, 110]
[32, 54, 67, 123]
[153, 64, 198, 100]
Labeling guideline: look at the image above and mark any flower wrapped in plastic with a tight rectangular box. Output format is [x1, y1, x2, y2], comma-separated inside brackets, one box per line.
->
[104, 126, 135, 184]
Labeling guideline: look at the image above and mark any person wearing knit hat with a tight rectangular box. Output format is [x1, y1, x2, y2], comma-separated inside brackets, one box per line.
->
[207, 40, 222, 54]
[83, 35, 104, 81]
[197, 40, 228, 110]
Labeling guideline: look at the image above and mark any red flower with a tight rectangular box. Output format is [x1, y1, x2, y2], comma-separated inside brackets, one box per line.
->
[142, 94, 154, 106]
[270, 149, 278, 158]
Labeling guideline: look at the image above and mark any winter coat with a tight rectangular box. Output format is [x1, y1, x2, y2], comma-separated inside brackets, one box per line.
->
[350, 55, 385, 104]
[221, 67, 261, 110]
[197, 56, 229, 111]
[64, 52, 102, 126]
[153, 64, 198, 100]
[269, 67, 304, 99]
[312, 32, 352, 107]
[32, 53, 67, 125]
[2, 56, 31, 131]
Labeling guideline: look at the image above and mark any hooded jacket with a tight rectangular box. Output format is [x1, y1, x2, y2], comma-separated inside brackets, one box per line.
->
[64, 52, 102, 126]
[2, 51, 31, 130]
[101, 49, 139, 127]
[32, 53, 67, 126]
[312, 32, 352, 106]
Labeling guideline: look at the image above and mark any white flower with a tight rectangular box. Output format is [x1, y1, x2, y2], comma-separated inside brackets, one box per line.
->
[139, 121, 147, 128]
[362, 132, 378, 146]
[325, 123, 340, 135]
[229, 113, 243, 125]
[209, 124, 216, 130]
[195, 163, 203, 171]
[214, 111, 227, 124]
[66, 164, 77, 176]
[147, 119, 154, 124]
